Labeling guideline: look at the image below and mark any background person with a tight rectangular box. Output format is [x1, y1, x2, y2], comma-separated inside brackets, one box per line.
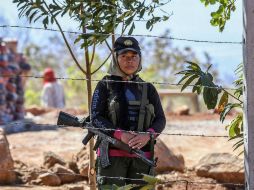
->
[41, 68, 65, 109]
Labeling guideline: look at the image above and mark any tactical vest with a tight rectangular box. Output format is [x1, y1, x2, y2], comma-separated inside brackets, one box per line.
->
[96, 76, 156, 171]
[106, 76, 155, 132]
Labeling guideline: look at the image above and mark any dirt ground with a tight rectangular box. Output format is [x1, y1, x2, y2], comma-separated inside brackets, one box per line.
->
[3, 111, 243, 190]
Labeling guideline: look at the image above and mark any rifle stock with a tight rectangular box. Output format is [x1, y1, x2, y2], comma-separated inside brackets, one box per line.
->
[57, 111, 156, 167]
[57, 111, 82, 127]
[57, 111, 94, 144]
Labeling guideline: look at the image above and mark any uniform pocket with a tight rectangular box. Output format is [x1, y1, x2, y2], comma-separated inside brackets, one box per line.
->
[144, 104, 155, 129]
[108, 100, 119, 126]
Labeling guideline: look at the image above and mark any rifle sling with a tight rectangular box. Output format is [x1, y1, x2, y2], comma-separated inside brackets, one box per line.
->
[137, 83, 148, 132]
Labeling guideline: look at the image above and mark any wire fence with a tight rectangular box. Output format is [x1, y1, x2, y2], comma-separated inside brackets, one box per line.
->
[0, 169, 245, 189]
[0, 25, 243, 45]
[0, 120, 229, 138]
[0, 74, 240, 91]
[0, 23, 243, 190]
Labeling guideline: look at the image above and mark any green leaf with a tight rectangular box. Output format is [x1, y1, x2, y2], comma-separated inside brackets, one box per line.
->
[146, 20, 152, 30]
[210, 0, 216, 4]
[128, 22, 135, 35]
[186, 64, 200, 72]
[117, 184, 139, 190]
[177, 73, 194, 85]
[33, 14, 44, 22]
[203, 87, 219, 109]
[232, 138, 244, 151]
[228, 113, 243, 137]
[193, 78, 202, 94]
[125, 15, 135, 26]
[36, 0, 41, 6]
[139, 184, 155, 190]
[176, 70, 198, 75]
[181, 75, 198, 92]
[228, 133, 243, 141]
[142, 174, 160, 184]
[217, 91, 228, 113]
[217, 5, 225, 14]
[220, 103, 241, 122]
[101, 184, 119, 190]
[211, 12, 220, 19]
[25, 6, 34, 17]
[42, 16, 48, 28]
[29, 10, 39, 23]
[139, 8, 146, 19]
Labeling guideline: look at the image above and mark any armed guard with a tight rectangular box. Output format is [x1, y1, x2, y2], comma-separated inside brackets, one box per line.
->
[91, 36, 166, 188]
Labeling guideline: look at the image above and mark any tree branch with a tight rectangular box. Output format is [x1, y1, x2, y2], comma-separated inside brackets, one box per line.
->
[222, 89, 243, 104]
[105, 39, 117, 65]
[89, 43, 96, 66]
[42, 0, 86, 75]
[91, 53, 111, 75]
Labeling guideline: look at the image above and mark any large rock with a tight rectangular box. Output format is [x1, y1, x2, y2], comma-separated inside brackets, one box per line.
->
[66, 161, 80, 174]
[75, 140, 185, 174]
[53, 164, 84, 184]
[43, 151, 66, 169]
[0, 128, 16, 184]
[37, 172, 61, 186]
[195, 153, 244, 184]
[75, 146, 89, 177]
[14, 160, 42, 184]
[23, 169, 40, 184]
[155, 138, 185, 173]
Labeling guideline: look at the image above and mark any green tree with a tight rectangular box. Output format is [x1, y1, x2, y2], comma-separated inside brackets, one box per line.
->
[13, 0, 171, 188]
[200, 0, 237, 32]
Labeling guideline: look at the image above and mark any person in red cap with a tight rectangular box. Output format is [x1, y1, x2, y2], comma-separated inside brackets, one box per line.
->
[41, 68, 65, 108]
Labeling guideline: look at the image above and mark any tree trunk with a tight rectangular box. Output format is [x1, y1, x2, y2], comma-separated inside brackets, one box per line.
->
[83, 27, 96, 190]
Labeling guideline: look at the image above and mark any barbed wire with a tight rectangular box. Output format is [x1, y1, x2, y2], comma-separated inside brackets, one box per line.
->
[0, 74, 239, 91]
[0, 15, 244, 190]
[98, 175, 244, 187]
[0, 25, 243, 44]
[0, 169, 244, 189]
[67, 124, 229, 138]
[0, 121, 229, 138]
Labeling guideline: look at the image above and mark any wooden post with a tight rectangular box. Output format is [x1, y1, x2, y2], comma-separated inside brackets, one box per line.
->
[243, 0, 254, 189]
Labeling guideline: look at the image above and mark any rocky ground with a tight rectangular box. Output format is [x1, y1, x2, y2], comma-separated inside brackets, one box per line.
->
[1, 109, 244, 190]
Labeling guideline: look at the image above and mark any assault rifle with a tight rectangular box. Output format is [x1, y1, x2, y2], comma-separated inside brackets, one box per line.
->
[57, 111, 156, 168]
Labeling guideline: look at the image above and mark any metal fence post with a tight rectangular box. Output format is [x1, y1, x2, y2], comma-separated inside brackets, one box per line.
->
[243, 0, 254, 189]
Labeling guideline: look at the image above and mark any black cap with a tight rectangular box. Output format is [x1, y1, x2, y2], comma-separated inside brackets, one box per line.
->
[114, 37, 141, 55]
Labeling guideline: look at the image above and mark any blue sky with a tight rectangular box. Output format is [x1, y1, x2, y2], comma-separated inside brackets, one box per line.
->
[0, 0, 243, 85]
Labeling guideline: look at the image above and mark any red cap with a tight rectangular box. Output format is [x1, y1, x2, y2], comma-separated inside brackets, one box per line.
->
[43, 68, 56, 83]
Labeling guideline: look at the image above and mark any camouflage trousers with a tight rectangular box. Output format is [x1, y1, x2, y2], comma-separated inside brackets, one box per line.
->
[96, 156, 151, 189]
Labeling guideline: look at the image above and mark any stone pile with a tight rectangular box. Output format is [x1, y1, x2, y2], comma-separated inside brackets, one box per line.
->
[0, 127, 245, 188]
[0, 38, 31, 125]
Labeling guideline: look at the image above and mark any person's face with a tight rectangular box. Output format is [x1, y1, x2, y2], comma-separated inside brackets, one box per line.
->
[117, 51, 140, 75]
